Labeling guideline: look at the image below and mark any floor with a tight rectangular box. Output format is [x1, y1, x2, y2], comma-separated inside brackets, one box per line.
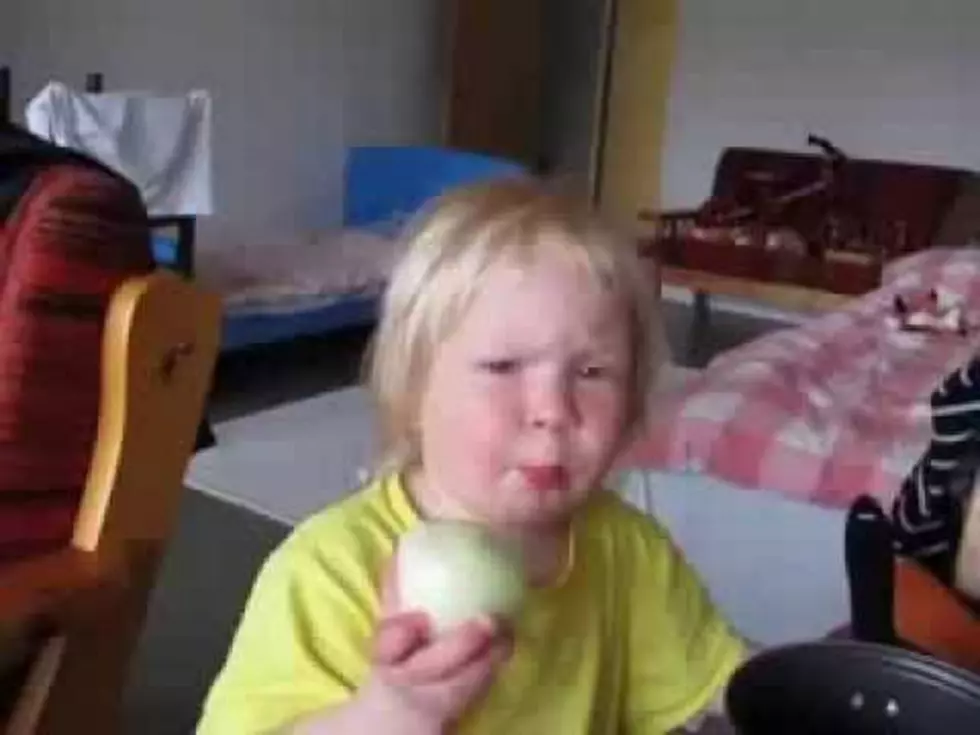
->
[208, 321, 375, 422]
[120, 298, 790, 733]
[122, 491, 288, 734]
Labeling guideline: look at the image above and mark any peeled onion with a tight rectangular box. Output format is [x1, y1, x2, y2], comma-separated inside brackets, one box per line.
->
[396, 520, 527, 634]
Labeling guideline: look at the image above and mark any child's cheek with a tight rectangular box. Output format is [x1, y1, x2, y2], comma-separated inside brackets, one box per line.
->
[453, 392, 513, 461]
[468, 409, 513, 465]
[582, 388, 628, 434]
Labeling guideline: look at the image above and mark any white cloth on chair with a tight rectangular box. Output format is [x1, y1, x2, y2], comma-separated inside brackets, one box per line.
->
[25, 81, 213, 216]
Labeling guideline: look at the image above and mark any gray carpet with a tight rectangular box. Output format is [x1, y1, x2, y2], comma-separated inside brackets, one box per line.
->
[121, 490, 288, 734]
[118, 299, 791, 733]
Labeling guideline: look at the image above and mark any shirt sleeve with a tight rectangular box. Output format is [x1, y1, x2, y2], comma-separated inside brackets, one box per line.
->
[196, 530, 382, 734]
[621, 510, 749, 734]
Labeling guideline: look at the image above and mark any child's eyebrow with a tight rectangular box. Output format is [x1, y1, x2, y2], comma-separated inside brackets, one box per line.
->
[573, 337, 631, 358]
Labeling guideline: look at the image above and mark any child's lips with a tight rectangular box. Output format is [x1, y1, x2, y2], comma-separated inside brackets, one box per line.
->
[519, 465, 569, 491]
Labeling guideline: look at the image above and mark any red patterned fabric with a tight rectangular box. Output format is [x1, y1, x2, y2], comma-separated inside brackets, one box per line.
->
[0, 163, 152, 563]
[618, 248, 980, 512]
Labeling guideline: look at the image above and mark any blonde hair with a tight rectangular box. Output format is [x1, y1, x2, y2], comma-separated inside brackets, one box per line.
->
[366, 177, 663, 475]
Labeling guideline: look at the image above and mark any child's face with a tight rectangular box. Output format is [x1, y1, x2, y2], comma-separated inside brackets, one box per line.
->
[414, 245, 633, 529]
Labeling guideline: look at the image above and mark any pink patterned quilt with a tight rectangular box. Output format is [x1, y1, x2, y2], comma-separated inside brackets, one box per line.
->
[618, 248, 980, 510]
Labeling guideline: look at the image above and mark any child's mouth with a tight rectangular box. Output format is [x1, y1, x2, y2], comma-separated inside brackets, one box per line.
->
[519, 465, 569, 491]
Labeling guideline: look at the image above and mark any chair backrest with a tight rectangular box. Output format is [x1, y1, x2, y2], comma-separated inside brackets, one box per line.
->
[8, 269, 221, 734]
[0, 129, 153, 564]
[893, 557, 980, 675]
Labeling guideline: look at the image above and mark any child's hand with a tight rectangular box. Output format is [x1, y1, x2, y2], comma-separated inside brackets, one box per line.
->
[361, 564, 514, 731]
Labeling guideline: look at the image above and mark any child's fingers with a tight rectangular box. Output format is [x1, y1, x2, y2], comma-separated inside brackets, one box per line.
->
[452, 635, 513, 691]
[394, 631, 513, 713]
[428, 646, 504, 714]
[396, 617, 503, 683]
[373, 612, 431, 666]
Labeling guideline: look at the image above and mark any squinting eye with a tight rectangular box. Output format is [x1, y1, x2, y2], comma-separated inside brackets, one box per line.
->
[578, 364, 610, 379]
[479, 359, 520, 375]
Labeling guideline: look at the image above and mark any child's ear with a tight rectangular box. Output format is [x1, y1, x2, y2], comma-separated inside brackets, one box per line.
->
[955, 478, 980, 602]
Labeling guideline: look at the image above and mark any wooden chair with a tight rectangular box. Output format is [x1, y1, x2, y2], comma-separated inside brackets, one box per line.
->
[0, 270, 221, 734]
[893, 556, 980, 674]
[846, 495, 980, 677]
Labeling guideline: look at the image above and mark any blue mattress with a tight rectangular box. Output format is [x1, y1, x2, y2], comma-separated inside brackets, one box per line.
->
[220, 292, 380, 351]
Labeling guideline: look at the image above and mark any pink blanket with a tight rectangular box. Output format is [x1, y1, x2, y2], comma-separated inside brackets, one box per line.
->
[619, 248, 980, 510]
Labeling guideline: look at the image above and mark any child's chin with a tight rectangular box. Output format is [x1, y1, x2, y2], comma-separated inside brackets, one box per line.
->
[505, 499, 584, 527]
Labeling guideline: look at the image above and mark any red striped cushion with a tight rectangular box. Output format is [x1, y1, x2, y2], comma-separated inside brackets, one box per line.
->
[0, 164, 152, 563]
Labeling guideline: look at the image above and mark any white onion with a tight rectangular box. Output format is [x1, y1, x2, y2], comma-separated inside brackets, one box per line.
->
[396, 520, 527, 634]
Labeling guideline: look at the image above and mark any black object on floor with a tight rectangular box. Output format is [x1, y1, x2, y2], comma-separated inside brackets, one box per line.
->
[195, 417, 217, 450]
[725, 640, 980, 734]
[846, 495, 897, 646]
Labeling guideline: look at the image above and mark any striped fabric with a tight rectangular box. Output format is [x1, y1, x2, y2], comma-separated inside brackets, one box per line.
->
[892, 357, 980, 583]
[0, 162, 152, 564]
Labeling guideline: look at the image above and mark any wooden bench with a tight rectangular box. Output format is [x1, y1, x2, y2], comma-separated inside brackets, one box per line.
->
[640, 142, 979, 315]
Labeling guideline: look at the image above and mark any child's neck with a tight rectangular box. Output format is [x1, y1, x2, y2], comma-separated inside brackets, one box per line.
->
[405, 468, 573, 587]
[501, 524, 573, 588]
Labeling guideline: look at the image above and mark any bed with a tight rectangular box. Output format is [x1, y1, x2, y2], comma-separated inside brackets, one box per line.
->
[195, 145, 527, 352]
[613, 246, 980, 646]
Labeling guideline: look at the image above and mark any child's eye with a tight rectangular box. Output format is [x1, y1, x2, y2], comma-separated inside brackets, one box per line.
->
[479, 358, 520, 375]
[578, 364, 610, 379]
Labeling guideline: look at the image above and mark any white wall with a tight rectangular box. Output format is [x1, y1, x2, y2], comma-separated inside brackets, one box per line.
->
[342, 0, 446, 150]
[660, 0, 980, 208]
[5, 0, 445, 246]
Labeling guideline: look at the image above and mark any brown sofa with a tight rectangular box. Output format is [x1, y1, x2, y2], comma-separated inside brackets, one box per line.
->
[641, 141, 980, 296]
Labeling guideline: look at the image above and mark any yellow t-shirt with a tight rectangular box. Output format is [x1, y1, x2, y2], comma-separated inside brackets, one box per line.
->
[197, 473, 747, 734]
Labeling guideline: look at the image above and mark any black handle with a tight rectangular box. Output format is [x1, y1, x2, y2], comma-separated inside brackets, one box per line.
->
[845, 495, 897, 645]
[1, 66, 10, 125]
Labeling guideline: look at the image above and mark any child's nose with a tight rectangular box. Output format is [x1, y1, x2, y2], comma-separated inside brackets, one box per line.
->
[529, 383, 576, 429]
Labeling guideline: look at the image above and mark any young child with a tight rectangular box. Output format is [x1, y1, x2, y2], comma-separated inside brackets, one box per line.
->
[197, 179, 750, 734]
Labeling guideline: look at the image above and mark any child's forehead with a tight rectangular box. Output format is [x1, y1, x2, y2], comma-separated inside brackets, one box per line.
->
[449, 251, 630, 342]
[477, 239, 610, 293]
